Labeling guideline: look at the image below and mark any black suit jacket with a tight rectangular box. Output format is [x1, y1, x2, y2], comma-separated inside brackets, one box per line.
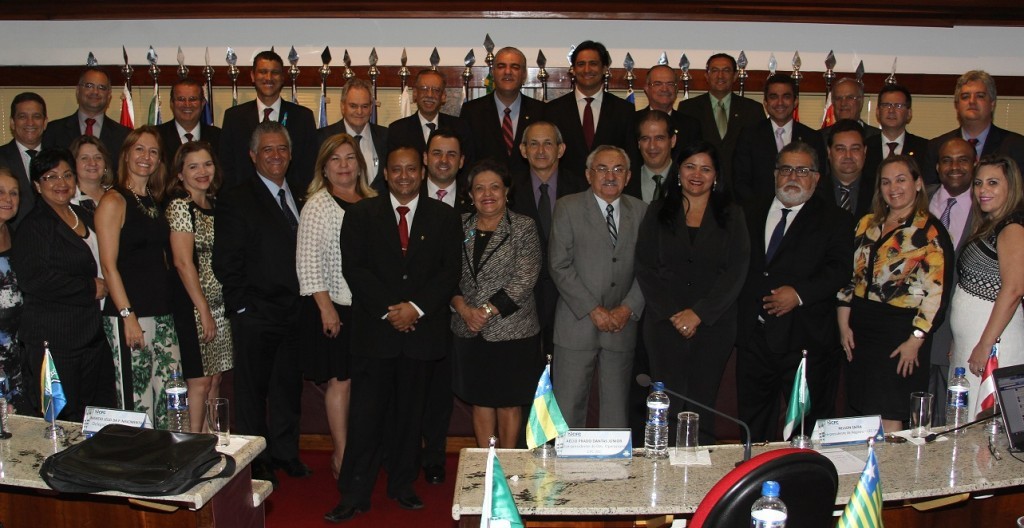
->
[218, 100, 317, 191]
[737, 194, 854, 353]
[156, 121, 222, 170]
[212, 178, 303, 325]
[418, 182, 474, 215]
[42, 113, 129, 176]
[386, 112, 470, 157]
[677, 92, 764, 185]
[545, 91, 636, 190]
[733, 119, 827, 208]
[814, 167, 877, 221]
[340, 194, 462, 361]
[0, 140, 35, 224]
[820, 121, 881, 145]
[862, 132, 928, 185]
[925, 124, 1024, 185]
[460, 93, 545, 175]
[634, 106, 702, 169]
[316, 121, 389, 193]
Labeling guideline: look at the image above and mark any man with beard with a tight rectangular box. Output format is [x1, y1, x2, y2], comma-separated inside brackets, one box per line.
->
[736, 141, 853, 442]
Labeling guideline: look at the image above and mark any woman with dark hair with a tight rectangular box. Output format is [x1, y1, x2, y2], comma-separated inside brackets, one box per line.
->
[296, 133, 375, 478]
[451, 159, 543, 448]
[838, 155, 953, 432]
[0, 167, 25, 414]
[166, 140, 232, 433]
[635, 141, 750, 444]
[951, 156, 1024, 420]
[13, 149, 116, 421]
[69, 135, 112, 213]
[95, 125, 181, 429]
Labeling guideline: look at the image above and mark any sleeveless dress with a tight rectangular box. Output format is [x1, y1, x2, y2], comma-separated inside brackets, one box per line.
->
[950, 212, 1024, 420]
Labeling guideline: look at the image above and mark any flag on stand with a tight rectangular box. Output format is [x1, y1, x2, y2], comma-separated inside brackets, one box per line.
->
[821, 92, 836, 129]
[525, 365, 568, 449]
[398, 86, 414, 119]
[484, 70, 495, 94]
[119, 83, 135, 130]
[480, 442, 523, 528]
[41, 347, 66, 422]
[625, 88, 636, 109]
[782, 355, 811, 440]
[837, 444, 883, 528]
[979, 342, 1000, 413]
[147, 83, 162, 126]
[202, 78, 214, 126]
[318, 83, 328, 129]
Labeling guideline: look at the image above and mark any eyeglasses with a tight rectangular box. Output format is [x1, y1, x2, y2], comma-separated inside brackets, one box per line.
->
[416, 86, 443, 95]
[174, 96, 202, 104]
[79, 82, 111, 92]
[775, 166, 817, 177]
[647, 81, 677, 89]
[878, 102, 909, 110]
[834, 95, 863, 103]
[39, 172, 75, 184]
[591, 166, 627, 176]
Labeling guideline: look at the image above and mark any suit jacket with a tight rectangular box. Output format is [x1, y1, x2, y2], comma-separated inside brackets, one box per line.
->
[218, 100, 317, 191]
[460, 93, 544, 175]
[925, 124, 1024, 185]
[42, 113, 129, 175]
[926, 183, 977, 366]
[317, 121, 389, 193]
[633, 106, 701, 181]
[737, 194, 854, 353]
[156, 121, 222, 170]
[814, 167, 877, 221]
[0, 140, 35, 224]
[625, 162, 676, 202]
[820, 121, 881, 145]
[862, 131, 928, 185]
[212, 177, 303, 325]
[733, 119, 827, 208]
[386, 112, 470, 158]
[548, 190, 647, 351]
[545, 91, 637, 190]
[419, 182, 473, 215]
[677, 92, 764, 185]
[340, 194, 462, 360]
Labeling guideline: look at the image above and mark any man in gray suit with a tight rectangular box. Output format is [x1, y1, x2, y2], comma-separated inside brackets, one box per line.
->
[926, 137, 977, 425]
[549, 145, 647, 428]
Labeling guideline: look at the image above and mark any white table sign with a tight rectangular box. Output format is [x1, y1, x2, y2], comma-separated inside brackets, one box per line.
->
[811, 416, 884, 446]
[82, 406, 151, 437]
[554, 429, 632, 458]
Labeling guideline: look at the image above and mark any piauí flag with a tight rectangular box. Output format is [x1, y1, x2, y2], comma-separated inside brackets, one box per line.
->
[484, 71, 495, 94]
[526, 365, 568, 449]
[201, 79, 214, 126]
[979, 342, 1000, 413]
[837, 445, 883, 528]
[41, 348, 66, 422]
[398, 86, 414, 119]
[821, 91, 836, 128]
[782, 355, 811, 440]
[147, 83, 162, 126]
[119, 83, 135, 130]
[480, 444, 523, 528]
[625, 88, 636, 109]
[318, 84, 328, 129]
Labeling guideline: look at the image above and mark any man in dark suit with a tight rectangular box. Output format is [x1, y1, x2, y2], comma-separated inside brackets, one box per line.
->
[328, 146, 461, 522]
[156, 78, 221, 170]
[42, 68, 128, 172]
[820, 78, 881, 142]
[459, 47, 543, 175]
[816, 119, 874, 220]
[636, 64, 701, 163]
[317, 78, 388, 192]
[737, 141, 854, 442]
[862, 84, 928, 183]
[926, 137, 977, 425]
[629, 110, 677, 202]
[545, 40, 636, 189]
[420, 129, 470, 212]
[0, 92, 47, 223]
[677, 53, 764, 186]
[387, 69, 468, 158]
[219, 50, 316, 191]
[733, 74, 826, 208]
[925, 70, 1024, 184]
[212, 121, 308, 488]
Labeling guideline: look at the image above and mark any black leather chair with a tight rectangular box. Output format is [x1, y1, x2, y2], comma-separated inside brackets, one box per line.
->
[690, 448, 839, 528]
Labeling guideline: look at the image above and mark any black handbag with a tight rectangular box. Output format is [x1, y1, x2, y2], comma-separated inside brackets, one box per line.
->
[39, 424, 236, 496]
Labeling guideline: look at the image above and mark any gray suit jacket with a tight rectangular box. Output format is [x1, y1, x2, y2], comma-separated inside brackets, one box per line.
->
[927, 183, 976, 367]
[548, 190, 647, 351]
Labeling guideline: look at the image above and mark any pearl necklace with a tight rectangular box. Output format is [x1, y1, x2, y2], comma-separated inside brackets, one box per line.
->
[68, 207, 80, 230]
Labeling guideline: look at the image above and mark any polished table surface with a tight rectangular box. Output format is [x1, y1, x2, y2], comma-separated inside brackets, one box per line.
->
[452, 427, 1024, 520]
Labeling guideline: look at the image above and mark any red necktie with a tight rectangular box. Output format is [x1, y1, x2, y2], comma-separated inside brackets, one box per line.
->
[502, 108, 515, 155]
[85, 118, 96, 137]
[582, 97, 595, 150]
[262, 107, 273, 123]
[397, 206, 410, 256]
[435, 189, 447, 201]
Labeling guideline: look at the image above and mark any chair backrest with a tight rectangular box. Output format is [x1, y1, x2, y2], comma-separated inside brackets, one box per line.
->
[689, 448, 839, 528]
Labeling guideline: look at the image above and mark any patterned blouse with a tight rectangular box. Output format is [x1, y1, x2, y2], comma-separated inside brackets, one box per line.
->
[838, 210, 954, 333]
[296, 189, 353, 306]
[957, 211, 1024, 303]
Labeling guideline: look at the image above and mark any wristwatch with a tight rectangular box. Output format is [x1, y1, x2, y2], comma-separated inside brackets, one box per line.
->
[118, 307, 134, 319]
[911, 329, 926, 340]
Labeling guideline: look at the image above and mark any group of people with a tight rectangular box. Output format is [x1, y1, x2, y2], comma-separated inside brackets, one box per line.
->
[0, 39, 1021, 523]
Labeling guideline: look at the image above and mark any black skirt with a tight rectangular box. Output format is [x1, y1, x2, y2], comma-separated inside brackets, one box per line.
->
[452, 334, 543, 408]
[299, 296, 353, 383]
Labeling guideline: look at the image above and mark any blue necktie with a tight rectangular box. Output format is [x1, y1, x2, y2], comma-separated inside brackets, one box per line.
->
[765, 208, 791, 264]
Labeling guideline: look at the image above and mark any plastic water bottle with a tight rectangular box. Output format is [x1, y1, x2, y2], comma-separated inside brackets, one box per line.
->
[946, 367, 970, 434]
[166, 368, 190, 433]
[644, 381, 670, 458]
[751, 480, 788, 528]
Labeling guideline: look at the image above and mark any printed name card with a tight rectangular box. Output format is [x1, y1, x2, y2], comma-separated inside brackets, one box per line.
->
[82, 406, 151, 437]
[555, 429, 632, 458]
[812, 416, 883, 446]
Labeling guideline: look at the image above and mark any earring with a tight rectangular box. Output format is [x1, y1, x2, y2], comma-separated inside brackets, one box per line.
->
[713, 179, 718, 191]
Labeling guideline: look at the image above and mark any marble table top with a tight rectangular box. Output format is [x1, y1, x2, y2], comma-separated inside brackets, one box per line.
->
[0, 415, 266, 510]
[452, 427, 1024, 519]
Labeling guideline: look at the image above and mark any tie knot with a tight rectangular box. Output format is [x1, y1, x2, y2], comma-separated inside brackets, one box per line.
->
[185, 132, 194, 142]
[278, 188, 286, 198]
[436, 189, 447, 200]
[887, 142, 898, 150]
[947, 197, 957, 206]
[426, 122, 437, 131]
[539, 182, 549, 193]
[397, 205, 410, 217]
[263, 108, 273, 122]
[504, 107, 511, 116]
[653, 174, 663, 184]
[585, 97, 594, 105]
[85, 118, 96, 126]
[606, 203, 614, 215]
[776, 128, 784, 137]
[354, 134, 362, 143]
[968, 138, 979, 146]
[781, 208, 791, 218]
[26, 149, 37, 159]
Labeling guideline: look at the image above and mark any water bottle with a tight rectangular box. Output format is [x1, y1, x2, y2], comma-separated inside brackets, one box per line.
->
[946, 367, 970, 435]
[644, 381, 670, 458]
[166, 368, 190, 433]
[751, 480, 788, 528]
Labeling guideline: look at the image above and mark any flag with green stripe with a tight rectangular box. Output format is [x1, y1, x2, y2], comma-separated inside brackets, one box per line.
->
[837, 444, 883, 528]
[525, 364, 568, 449]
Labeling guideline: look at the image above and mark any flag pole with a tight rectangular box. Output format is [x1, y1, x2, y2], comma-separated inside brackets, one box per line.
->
[790, 350, 811, 448]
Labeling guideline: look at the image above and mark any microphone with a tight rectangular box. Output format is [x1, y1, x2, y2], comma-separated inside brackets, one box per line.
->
[637, 373, 753, 463]
[924, 408, 997, 443]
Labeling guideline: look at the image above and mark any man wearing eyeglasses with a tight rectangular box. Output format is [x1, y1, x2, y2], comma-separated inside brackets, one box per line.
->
[819, 78, 881, 144]
[548, 145, 646, 430]
[862, 84, 928, 185]
[737, 141, 853, 442]
[387, 69, 469, 159]
[42, 68, 129, 174]
[157, 78, 221, 169]
[816, 119, 874, 219]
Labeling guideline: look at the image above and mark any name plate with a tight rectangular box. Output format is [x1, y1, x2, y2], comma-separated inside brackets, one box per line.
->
[812, 416, 883, 446]
[82, 406, 151, 437]
[555, 429, 632, 458]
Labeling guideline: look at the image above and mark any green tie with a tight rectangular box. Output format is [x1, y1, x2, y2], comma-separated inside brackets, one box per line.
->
[715, 100, 728, 139]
